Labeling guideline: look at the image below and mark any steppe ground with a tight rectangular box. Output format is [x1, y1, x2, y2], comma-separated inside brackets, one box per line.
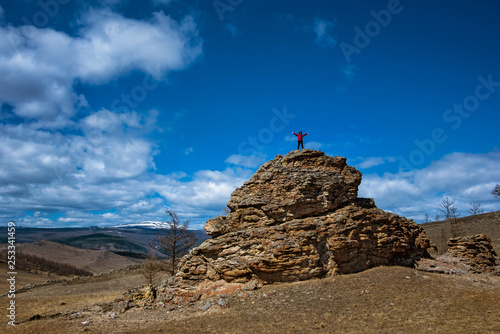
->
[2, 212, 499, 333]
[2, 265, 499, 334]
[422, 212, 500, 254]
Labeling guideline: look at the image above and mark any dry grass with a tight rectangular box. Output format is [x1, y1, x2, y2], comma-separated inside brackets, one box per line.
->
[3, 266, 499, 334]
[2, 213, 499, 333]
[422, 211, 500, 253]
[0, 240, 142, 274]
[0, 262, 64, 293]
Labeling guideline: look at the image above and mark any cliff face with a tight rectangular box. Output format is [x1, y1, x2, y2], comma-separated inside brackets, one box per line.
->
[178, 150, 434, 285]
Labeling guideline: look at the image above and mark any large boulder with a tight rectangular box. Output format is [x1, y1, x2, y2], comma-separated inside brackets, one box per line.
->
[178, 150, 434, 286]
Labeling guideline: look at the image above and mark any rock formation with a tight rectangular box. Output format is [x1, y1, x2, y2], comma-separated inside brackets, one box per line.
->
[446, 234, 499, 273]
[416, 234, 499, 275]
[178, 150, 434, 286]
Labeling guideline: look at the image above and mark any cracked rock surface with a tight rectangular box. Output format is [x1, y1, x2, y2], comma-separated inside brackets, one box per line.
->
[178, 150, 434, 285]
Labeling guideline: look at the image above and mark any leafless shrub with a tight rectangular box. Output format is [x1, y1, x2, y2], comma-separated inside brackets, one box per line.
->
[149, 210, 198, 275]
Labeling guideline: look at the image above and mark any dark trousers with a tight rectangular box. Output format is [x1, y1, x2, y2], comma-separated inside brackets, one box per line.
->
[297, 141, 304, 149]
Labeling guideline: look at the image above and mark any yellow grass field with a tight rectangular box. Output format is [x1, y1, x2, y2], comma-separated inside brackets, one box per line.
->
[2, 266, 499, 334]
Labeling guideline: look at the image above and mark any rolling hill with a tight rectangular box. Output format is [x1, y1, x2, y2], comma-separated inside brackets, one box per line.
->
[58, 233, 148, 254]
[1, 240, 142, 274]
[421, 210, 500, 254]
[0, 224, 209, 259]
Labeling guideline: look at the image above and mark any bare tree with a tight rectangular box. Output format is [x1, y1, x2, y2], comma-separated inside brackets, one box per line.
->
[450, 206, 460, 221]
[439, 197, 457, 220]
[492, 184, 500, 199]
[141, 251, 162, 285]
[422, 213, 431, 223]
[149, 210, 198, 276]
[469, 201, 483, 215]
[434, 214, 441, 221]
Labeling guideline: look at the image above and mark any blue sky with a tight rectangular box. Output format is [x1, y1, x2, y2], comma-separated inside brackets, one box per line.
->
[1, 0, 499, 228]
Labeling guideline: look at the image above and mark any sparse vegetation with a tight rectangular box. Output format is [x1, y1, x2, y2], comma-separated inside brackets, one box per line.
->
[59, 233, 147, 253]
[1, 212, 498, 333]
[469, 200, 484, 215]
[149, 210, 198, 275]
[141, 251, 163, 285]
[0, 240, 143, 274]
[3, 266, 499, 334]
[422, 210, 500, 254]
[0, 251, 93, 277]
[439, 197, 458, 220]
[492, 184, 500, 198]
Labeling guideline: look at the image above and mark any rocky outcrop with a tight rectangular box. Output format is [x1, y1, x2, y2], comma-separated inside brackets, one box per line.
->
[178, 150, 434, 286]
[446, 234, 499, 273]
[416, 234, 499, 275]
[204, 150, 362, 237]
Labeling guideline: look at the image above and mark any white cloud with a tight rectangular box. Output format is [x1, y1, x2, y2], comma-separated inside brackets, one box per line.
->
[225, 154, 266, 168]
[0, 109, 158, 213]
[359, 152, 500, 222]
[304, 141, 323, 150]
[0, 9, 202, 121]
[83, 138, 153, 179]
[0, 108, 254, 228]
[356, 156, 396, 169]
[153, 168, 252, 225]
[75, 9, 202, 83]
[3, 114, 498, 229]
[0, 31, 84, 119]
[312, 17, 337, 48]
[81, 108, 152, 132]
[0, 6, 241, 229]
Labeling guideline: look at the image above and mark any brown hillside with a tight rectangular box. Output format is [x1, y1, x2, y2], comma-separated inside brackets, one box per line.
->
[0, 262, 64, 294]
[3, 266, 499, 334]
[0, 241, 142, 274]
[421, 211, 500, 254]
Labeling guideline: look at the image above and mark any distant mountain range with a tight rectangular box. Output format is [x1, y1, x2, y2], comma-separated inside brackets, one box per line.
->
[0, 224, 209, 260]
[112, 221, 197, 230]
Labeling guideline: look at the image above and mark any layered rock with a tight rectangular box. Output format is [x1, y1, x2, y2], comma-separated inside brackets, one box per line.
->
[446, 234, 499, 273]
[178, 150, 434, 285]
[204, 150, 362, 237]
[416, 234, 499, 275]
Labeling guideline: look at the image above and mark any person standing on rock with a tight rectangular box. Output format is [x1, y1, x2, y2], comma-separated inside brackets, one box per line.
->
[293, 131, 308, 150]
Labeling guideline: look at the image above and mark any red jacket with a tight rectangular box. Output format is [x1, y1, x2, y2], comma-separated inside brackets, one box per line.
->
[293, 132, 308, 141]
